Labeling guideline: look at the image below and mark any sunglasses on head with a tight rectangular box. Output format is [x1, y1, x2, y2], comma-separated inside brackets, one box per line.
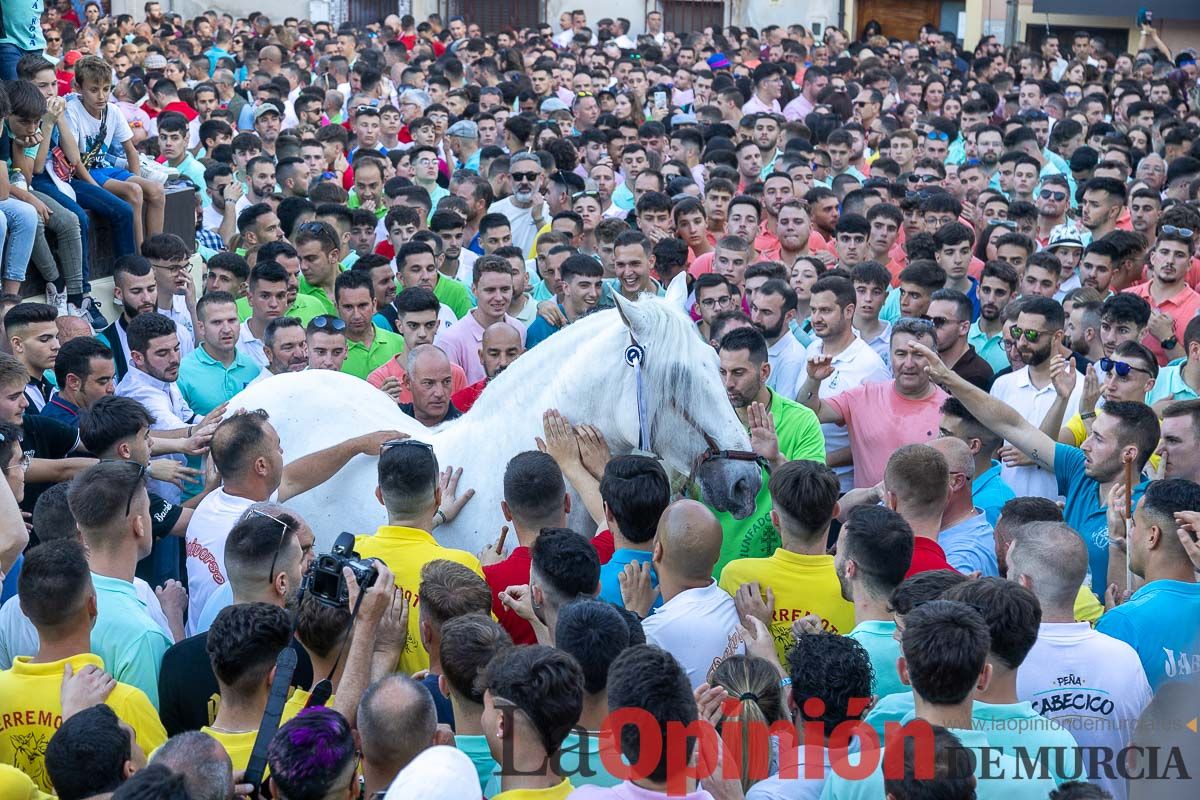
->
[572, 190, 600, 201]
[925, 131, 949, 141]
[1009, 326, 1045, 343]
[310, 315, 346, 331]
[511, 171, 541, 182]
[991, 220, 1018, 229]
[1100, 358, 1152, 377]
[1162, 224, 1195, 240]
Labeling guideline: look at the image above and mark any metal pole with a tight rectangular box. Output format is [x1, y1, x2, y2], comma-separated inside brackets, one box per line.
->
[1004, 0, 1020, 48]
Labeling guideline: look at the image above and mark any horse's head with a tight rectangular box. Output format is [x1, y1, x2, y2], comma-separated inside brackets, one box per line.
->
[610, 274, 761, 518]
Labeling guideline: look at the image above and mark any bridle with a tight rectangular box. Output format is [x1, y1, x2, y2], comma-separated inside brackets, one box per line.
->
[624, 335, 767, 496]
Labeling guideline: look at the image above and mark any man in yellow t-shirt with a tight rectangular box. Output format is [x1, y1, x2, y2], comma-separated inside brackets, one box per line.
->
[0, 540, 166, 794]
[201, 602, 299, 772]
[354, 439, 481, 675]
[719, 460, 855, 662]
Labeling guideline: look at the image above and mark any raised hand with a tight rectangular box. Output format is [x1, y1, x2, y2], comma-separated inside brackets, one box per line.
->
[618, 561, 660, 618]
[436, 466, 475, 523]
[747, 402, 779, 464]
[806, 354, 835, 381]
[1049, 354, 1077, 399]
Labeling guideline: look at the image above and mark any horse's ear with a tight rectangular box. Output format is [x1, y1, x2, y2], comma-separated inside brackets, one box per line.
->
[613, 291, 650, 336]
[664, 271, 689, 310]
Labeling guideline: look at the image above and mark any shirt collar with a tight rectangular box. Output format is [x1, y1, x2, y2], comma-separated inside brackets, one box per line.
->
[125, 365, 173, 393]
[374, 524, 437, 544]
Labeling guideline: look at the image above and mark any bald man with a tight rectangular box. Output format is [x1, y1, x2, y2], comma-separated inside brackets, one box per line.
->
[638, 499, 745, 689]
[929, 437, 999, 576]
[452, 322, 525, 412]
[1009, 522, 1151, 800]
[357, 674, 440, 797]
[399, 344, 462, 427]
[56, 315, 95, 346]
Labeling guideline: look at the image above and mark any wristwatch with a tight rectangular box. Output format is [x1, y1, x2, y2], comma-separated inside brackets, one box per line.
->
[1080, 411, 1097, 420]
[1161, 336, 1179, 350]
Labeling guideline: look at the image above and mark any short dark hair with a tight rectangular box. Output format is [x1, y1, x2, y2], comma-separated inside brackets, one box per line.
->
[605, 645, 697, 783]
[46, 704, 131, 800]
[206, 602, 293, 695]
[530, 527, 600, 605]
[1017, 295, 1065, 329]
[1100, 293, 1151, 328]
[555, 598, 633, 695]
[599, 456, 671, 544]
[718, 326, 768, 364]
[126, 312, 177, 354]
[842, 505, 914, 596]
[900, 600, 991, 705]
[4, 301, 57, 333]
[377, 438, 439, 516]
[503, 451, 566, 528]
[18, 538, 91, 630]
[439, 615, 512, 704]
[68, 460, 148, 536]
[141, 232, 191, 262]
[53, 336, 113, 389]
[418, 559, 493, 628]
[768, 460, 839, 540]
[1103, 401, 1162, 473]
[483, 644, 583, 755]
[79, 396, 155, 456]
[884, 725, 977, 800]
[889, 570, 969, 617]
[943, 577, 1042, 672]
[32, 481, 76, 543]
[209, 410, 273, 479]
[786, 633, 874, 738]
[394, 286, 440, 315]
[334, 268, 374, 303]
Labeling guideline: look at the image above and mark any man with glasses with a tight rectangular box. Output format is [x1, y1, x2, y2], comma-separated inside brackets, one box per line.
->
[488, 152, 548, 253]
[1034, 176, 1075, 246]
[988, 296, 1083, 500]
[929, 289, 994, 391]
[1126, 226, 1199, 365]
[1056, 341, 1158, 448]
[142, 234, 198, 360]
[693, 274, 736, 344]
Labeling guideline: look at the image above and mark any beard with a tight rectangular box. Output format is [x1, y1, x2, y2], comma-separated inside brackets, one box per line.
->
[755, 319, 785, 341]
[1022, 343, 1052, 366]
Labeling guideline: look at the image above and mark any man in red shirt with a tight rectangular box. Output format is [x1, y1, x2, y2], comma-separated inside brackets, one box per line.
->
[451, 321, 524, 412]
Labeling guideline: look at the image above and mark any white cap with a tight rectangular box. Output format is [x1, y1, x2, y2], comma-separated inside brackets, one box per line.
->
[383, 746, 482, 800]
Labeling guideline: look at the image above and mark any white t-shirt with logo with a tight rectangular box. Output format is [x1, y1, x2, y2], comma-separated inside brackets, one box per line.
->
[184, 488, 274, 635]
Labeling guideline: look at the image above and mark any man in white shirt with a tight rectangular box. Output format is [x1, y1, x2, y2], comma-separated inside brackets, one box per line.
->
[751, 279, 809, 402]
[143, 234, 198, 359]
[988, 296, 1081, 499]
[1009, 522, 1152, 800]
[638, 500, 743, 690]
[237, 261, 290, 369]
[115, 313, 212, 505]
[487, 152, 549, 254]
[183, 410, 403, 634]
[802, 275, 889, 491]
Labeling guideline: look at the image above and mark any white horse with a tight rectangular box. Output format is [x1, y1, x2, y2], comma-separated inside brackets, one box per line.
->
[227, 275, 762, 554]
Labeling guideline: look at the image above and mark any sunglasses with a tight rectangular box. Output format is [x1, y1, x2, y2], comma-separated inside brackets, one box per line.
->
[1009, 326, 1046, 343]
[852, 100, 871, 107]
[101, 459, 148, 516]
[1039, 189, 1067, 201]
[990, 220, 1018, 229]
[310, 315, 346, 331]
[511, 171, 541, 182]
[253, 508, 292, 583]
[924, 131, 949, 141]
[575, 91, 594, 98]
[380, 438, 436, 456]
[1162, 225, 1195, 240]
[908, 174, 940, 184]
[1100, 358, 1152, 377]
[572, 190, 601, 201]
[929, 316, 961, 328]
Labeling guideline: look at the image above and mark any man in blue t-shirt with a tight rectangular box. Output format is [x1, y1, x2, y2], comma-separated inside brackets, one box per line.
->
[915, 342, 1160, 597]
[595, 456, 671, 613]
[1097, 479, 1200, 690]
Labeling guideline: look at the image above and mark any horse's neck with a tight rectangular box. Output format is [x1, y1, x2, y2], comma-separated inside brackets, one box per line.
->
[432, 336, 634, 458]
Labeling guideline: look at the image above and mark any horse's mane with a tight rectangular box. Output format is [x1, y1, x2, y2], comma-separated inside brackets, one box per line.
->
[468, 296, 717, 455]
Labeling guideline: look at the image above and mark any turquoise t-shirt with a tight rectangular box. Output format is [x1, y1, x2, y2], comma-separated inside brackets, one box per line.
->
[597, 549, 661, 611]
[968, 701, 1080, 785]
[1145, 363, 1200, 405]
[1055, 443, 1148, 597]
[556, 730, 622, 788]
[91, 573, 173, 709]
[454, 734, 499, 796]
[973, 461, 1015, 528]
[1096, 580, 1200, 690]
[847, 620, 904, 699]
[0, 0, 45, 50]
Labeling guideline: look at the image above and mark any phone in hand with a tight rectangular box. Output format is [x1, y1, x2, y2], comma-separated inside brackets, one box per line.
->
[1137, 7, 1152, 27]
[653, 90, 667, 110]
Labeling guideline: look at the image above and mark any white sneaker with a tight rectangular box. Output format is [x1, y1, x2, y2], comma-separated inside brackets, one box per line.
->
[45, 283, 68, 317]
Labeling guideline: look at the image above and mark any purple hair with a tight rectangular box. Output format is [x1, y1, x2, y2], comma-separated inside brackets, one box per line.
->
[266, 706, 356, 799]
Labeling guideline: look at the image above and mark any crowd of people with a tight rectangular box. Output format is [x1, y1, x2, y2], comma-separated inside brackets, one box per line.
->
[0, 3, 1198, 799]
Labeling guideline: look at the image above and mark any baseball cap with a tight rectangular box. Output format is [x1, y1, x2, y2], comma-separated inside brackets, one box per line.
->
[671, 112, 698, 127]
[143, 53, 167, 70]
[539, 97, 570, 113]
[384, 747, 480, 800]
[1047, 224, 1084, 250]
[253, 104, 282, 121]
[446, 119, 478, 139]
[707, 53, 731, 70]
[64, 50, 84, 68]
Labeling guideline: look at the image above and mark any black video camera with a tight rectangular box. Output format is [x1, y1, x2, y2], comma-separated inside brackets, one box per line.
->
[305, 532, 379, 608]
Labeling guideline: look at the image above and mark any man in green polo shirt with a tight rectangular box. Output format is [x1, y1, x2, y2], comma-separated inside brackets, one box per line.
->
[711, 327, 826, 573]
[235, 243, 325, 325]
[396, 240, 472, 320]
[336, 271, 405, 379]
[294, 221, 343, 315]
[178, 291, 262, 415]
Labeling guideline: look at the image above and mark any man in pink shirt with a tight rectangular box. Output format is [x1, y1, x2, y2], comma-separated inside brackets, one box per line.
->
[740, 63, 784, 115]
[435, 256, 527, 383]
[1125, 227, 1200, 365]
[796, 318, 948, 487]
